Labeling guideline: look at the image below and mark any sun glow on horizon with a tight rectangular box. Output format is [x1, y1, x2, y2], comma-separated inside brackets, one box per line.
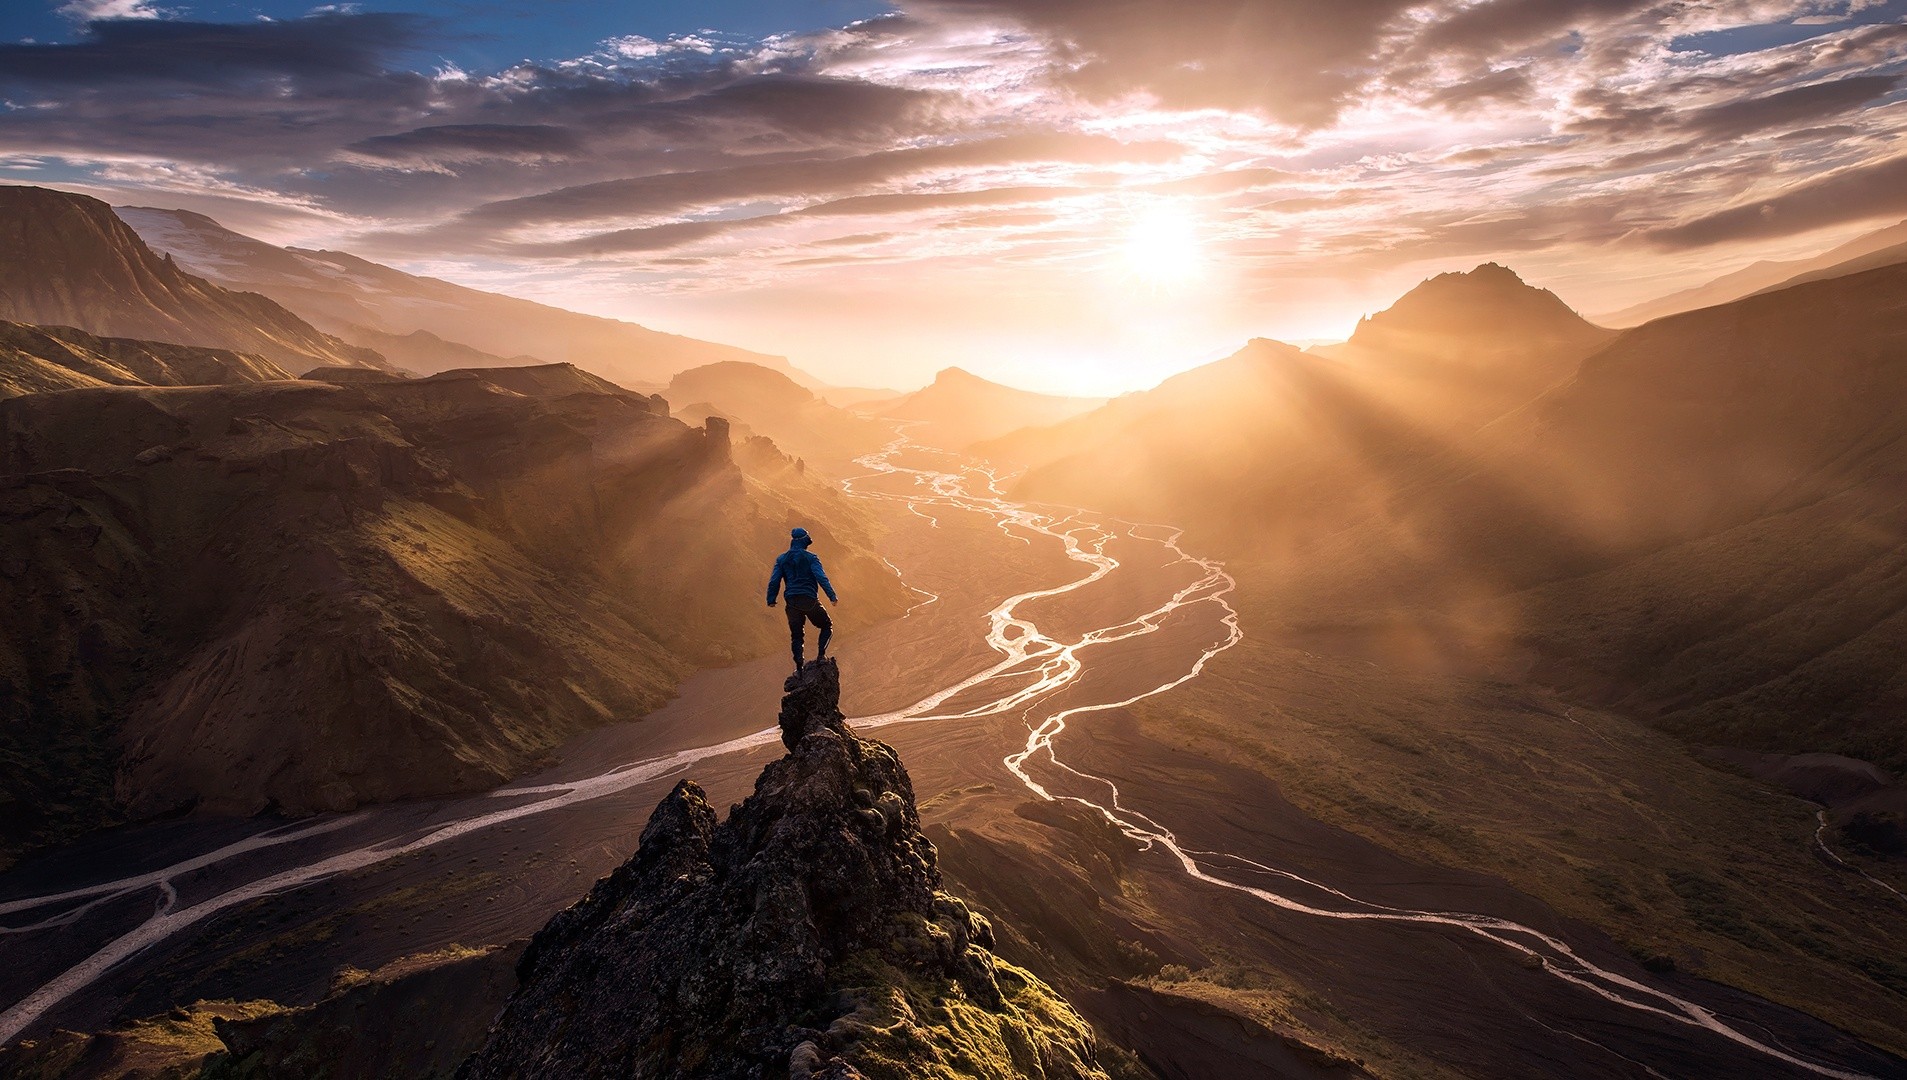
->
[1120, 203, 1206, 286]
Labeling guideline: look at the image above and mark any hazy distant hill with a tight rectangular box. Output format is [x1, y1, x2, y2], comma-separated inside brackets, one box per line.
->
[0, 366, 906, 864]
[978, 339, 1345, 528]
[0, 320, 293, 399]
[984, 264, 1607, 539]
[0, 186, 386, 372]
[665, 361, 888, 470]
[1599, 219, 1907, 326]
[117, 206, 813, 388]
[1755, 231, 1907, 296]
[873, 366, 1102, 448]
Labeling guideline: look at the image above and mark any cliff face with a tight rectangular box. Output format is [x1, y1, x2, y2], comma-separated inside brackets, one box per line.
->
[0, 368, 905, 865]
[461, 660, 1112, 1080]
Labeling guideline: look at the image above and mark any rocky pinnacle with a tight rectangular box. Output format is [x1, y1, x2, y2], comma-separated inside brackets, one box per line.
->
[458, 659, 1110, 1080]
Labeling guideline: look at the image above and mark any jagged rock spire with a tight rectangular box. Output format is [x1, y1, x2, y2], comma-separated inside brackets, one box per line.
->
[459, 661, 1110, 1080]
[779, 658, 848, 749]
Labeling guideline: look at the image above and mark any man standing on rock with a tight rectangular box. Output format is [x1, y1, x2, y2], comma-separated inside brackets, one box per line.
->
[767, 526, 837, 673]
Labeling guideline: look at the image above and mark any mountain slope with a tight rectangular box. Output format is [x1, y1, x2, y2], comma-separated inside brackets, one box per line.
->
[463, 661, 1116, 1080]
[874, 367, 1103, 449]
[0, 320, 293, 400]
[1600, 219, 1907, 326]
[1474, 262, 1907, 767]
[117, 205, 814, 388]
[0, 187, 385, 372]
[1757, 230, 1907, 296]
[0, 366, 907, 865]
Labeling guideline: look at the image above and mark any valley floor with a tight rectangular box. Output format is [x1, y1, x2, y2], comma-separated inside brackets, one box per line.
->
[1, 441, 1903, 1079]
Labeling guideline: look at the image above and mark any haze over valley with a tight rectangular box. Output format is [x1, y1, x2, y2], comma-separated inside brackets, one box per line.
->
[2, 2, 1907, 1078]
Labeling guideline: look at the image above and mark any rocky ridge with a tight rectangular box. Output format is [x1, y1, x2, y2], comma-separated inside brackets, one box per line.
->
[460, 659, 1113, 1080]
[115, 203, 798, 387]
[0, 320, 294, 400]
[0, 186, 384, 373]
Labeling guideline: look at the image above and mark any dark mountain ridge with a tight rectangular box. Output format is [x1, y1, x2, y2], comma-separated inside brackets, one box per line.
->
[1465, 261, 1907, 769]
[0, 187, 385, 373]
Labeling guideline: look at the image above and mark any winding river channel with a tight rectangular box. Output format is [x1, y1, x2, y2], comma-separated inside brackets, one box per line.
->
[0, 434, 1893, 1078]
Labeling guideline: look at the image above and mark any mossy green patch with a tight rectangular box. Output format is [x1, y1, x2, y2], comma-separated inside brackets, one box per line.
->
[832, 953, 1106, 1080]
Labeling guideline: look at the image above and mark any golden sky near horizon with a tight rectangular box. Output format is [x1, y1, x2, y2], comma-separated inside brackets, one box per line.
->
[4, 0, 1906, 393]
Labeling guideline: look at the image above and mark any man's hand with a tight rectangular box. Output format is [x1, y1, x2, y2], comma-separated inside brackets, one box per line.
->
[767, 600, 777, 608]
[828, 597, 838, 606]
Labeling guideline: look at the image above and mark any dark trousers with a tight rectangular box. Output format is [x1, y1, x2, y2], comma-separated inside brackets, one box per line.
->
[785, 595, 832, 665]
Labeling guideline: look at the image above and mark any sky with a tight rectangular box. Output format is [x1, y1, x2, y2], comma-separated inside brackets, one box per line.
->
[3, 0, 1906, 394]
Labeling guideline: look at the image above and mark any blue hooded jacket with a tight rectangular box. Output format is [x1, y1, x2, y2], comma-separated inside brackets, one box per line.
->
[767, 528, 837, 603]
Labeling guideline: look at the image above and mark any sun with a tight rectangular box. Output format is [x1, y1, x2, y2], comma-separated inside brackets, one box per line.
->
[1120, 203, 1205, 285]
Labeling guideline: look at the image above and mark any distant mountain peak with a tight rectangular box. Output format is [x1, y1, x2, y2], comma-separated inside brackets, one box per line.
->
[932, 365, 987, 385]
[1349, 262, 1599, 351]
[1462, 260, 1520, 280]
[120, 204, 224, 231]
[1395, 262, 1546, 305]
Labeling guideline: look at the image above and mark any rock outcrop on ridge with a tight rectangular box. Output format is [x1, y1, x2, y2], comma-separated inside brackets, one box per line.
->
[460, 659, 1112, 1080]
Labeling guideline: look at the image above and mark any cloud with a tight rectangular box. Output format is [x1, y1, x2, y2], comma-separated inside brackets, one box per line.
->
[1681, 73, 1902, 138]
[511, 185, 1090, 256]
[456, 133, 1180, 231]
[56, 0, 166, 21]
[1425, 66, 1535, 111]
[1417, 0, 1656, 55]
[1646, 151, 1907, 247]
[909, 0, 1419, 125]
[1565, 72, 1904, 141]
[0, 12, 434, 85]
[1, 0, 1904, 383]
[346, 125, 585, 165]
